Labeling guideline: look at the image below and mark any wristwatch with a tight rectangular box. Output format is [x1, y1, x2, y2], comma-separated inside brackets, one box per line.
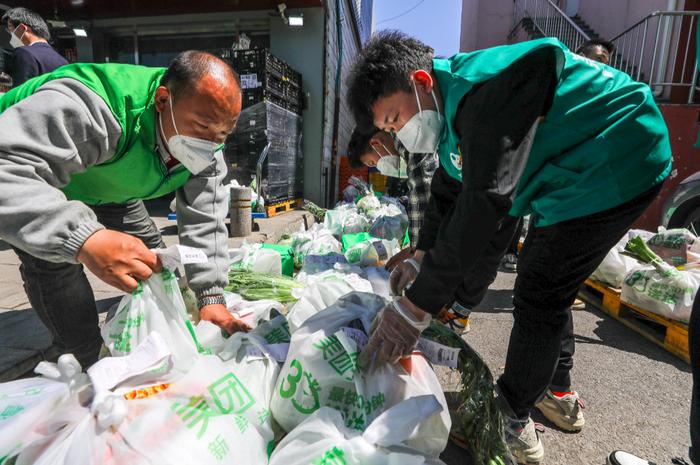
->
[198, 294, 226, 308]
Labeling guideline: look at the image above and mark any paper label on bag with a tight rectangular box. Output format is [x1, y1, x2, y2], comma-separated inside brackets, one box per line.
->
[372, 241, 388, 261]
[246, 342, 289, 362]
[339, 326, 369, 351]
[416, 338, 460, 369]
[88, 332, 172, 393]
[154, 245, 208, 270]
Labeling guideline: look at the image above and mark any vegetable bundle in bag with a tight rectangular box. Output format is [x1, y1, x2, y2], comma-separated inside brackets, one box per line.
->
[323, 206, 370, 236]
[229, 242, 284, 275]
[226, 269, 305, 303]
[290, 225, 343, 267]
[270, 292, 451, 457]
[269, 396, 447, 465]
[622, 236, 700, 323]
[101, 270, 202, 370]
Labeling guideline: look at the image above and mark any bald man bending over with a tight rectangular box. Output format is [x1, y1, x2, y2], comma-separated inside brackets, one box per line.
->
[0, 51, 245, 368]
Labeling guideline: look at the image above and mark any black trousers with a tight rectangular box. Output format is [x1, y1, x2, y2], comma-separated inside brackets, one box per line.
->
[689, 293, 700, 463]
[451, 214, 574, 391]
[14, 200, 164, 369]
[497, 183, 663, 419]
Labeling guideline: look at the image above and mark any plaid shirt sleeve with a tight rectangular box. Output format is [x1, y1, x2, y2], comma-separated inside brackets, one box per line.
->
[394, 137, 439, 249]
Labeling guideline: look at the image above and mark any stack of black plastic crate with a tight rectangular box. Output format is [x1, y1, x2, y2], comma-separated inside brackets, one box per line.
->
[232, 48, 302, 114]
[223, 49, 303, 205]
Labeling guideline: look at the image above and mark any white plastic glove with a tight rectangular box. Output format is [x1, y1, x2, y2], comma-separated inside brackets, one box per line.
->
[359, 299, 431, 369]
[389, 258, 420, 295]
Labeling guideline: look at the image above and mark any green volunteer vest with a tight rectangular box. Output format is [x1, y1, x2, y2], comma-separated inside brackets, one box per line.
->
[434, 38, 672, 226]
[0, 63, 191, 205]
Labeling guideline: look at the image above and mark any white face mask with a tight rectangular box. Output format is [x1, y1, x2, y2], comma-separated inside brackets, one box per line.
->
[373, 143, 407, 178]
[159, 95, 221, 175]
[396, 79, 443, 154]
[9, 27, 25, 49]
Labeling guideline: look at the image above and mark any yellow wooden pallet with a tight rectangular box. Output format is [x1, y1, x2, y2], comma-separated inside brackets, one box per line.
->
[266, 198, 302, 217]
[579, 279, 689, 363]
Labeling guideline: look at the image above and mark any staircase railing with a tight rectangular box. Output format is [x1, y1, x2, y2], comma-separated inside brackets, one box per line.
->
[609, 11, 700, 103]
[511, 0, 590, 52]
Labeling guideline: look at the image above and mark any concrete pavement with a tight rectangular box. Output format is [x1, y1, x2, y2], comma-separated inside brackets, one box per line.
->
[439, 270, 692, 465]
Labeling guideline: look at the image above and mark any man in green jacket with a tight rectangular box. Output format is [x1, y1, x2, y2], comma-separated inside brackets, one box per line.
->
[347, 32, 671, 463]
[0, 51, 247, 368]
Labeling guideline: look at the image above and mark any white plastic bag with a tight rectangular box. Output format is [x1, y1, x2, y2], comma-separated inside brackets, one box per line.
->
[365, 266, 392, 299]
[621, 265, 700, 323]
[344, 238, 400, 266]
[324, 207, 370, 236]
[591, 230, 651, 288]
[269, 396, 447, 465]
[194, 292, 283, 355]
[369, 204, 408, 242]
[229, 242, 283, 274]
[287, 271, 373, 332]
[101, 270, 202, 370]
[647, 227, 700, 266]
[118, 353, 277, 465]
[0, 355, 87, 461]
[357, 194, 381, 218]
[291, 224, 343, 267]
[270, 292, 450, 457]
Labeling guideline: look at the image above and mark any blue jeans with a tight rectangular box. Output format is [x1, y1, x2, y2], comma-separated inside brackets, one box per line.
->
[14, 200, 164, 369]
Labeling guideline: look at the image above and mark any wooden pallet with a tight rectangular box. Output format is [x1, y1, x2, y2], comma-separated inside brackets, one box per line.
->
[266, 198, 302, 217]
[579, 279, 690, 363]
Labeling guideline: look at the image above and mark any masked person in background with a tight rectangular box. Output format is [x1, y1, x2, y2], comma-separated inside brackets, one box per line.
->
[0, 50, 248, 369]
[350, 125, 504, 334]
[347, 31, 671, 464]
[2, 7, 68, 86]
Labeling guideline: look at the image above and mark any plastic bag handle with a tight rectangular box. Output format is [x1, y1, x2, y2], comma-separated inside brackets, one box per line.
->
[361, 394, 442, 447]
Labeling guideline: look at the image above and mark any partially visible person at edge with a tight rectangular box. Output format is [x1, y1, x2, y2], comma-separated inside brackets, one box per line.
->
[0, 51, 247, 370]
[346, 31, 671, 464]
[0, 72, 11, 94]
[2, 7, 68, 86]
[576, 38, 615, 65]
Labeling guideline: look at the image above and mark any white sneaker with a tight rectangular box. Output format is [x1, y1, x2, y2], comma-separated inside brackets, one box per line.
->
[535, 389, 585, 432]
[507, 417, 545, 464]
[607, 451, 652, 465]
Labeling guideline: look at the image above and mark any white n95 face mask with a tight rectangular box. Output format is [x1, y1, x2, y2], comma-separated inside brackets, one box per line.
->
[9, 27, 25, 49]
[160, 96, 220, 175]
[396, 79, 443, 154]
[373, 142, 407, 178]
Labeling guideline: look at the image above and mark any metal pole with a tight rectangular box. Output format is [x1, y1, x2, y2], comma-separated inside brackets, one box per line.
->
[689, 62, 698, 103]
[638, 20, 648, 82]
[668, 15, 682, 91]
[649, 17, 662, 89]
[633, 25, 641, 77]
[681, 15, 694, 86]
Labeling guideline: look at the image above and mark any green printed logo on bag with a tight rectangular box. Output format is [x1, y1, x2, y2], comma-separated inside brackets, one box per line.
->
[279, 359, 321, 414]
[313, 335, 358, 381]
[313, 446, 347, 465]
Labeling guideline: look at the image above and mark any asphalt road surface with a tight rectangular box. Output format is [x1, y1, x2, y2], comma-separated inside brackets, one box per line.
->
[438, 270, 692, 465]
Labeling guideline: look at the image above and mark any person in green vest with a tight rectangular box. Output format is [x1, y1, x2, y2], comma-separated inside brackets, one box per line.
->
[347, 31, 671, 464]
[0, 50, 247, 369]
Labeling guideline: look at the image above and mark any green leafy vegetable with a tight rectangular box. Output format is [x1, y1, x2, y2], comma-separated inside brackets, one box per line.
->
[422, 321, 513, 465]
[225, 269, 305, 303]
[625, 236, 679, 277]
